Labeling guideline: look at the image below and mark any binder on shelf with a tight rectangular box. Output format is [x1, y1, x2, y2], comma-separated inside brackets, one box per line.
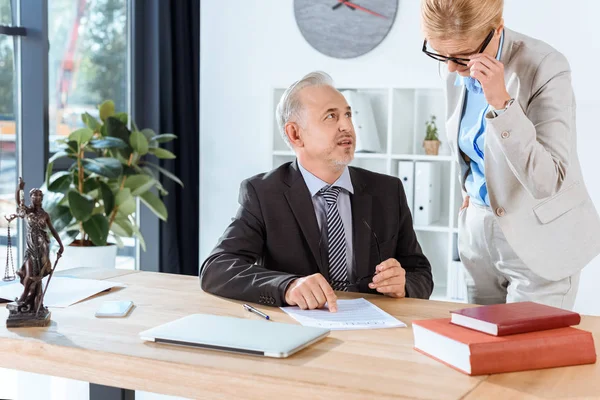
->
[414, 161, 441, 226]
[341, 90, 382, 153]
[398, 161, 415, 215]
[448, 261, 467, 302]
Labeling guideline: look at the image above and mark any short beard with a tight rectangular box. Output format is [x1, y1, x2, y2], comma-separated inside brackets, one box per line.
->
[328, 153, 353, 170]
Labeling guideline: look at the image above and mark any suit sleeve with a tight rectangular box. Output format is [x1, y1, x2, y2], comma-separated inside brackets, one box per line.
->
[485, 51, 572, 199]
[394, 179, 434, 299]
[199, 179, 299, 306]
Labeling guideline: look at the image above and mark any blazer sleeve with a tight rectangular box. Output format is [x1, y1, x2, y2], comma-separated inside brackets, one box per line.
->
[485, 51, 573, 199]
[394, 179, 434, 299]
[199, 179, 299, 307]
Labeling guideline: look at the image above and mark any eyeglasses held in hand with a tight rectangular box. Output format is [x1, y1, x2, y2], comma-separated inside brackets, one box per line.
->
[422, 29, 495, 67]
[362, 219, 382, 265]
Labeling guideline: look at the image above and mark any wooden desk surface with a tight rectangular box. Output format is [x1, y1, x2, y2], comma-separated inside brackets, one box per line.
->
[0, 268, 598, 400]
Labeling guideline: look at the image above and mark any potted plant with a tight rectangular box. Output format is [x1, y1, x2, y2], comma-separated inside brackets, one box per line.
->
[423, 115, 441, 156]
[43, 100, 183, 269]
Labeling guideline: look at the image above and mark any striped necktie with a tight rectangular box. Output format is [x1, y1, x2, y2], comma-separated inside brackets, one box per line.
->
[320, 185, 349, 291]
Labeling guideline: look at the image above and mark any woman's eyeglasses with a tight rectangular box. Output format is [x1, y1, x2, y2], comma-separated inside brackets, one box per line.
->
[422, 29, 495, 66]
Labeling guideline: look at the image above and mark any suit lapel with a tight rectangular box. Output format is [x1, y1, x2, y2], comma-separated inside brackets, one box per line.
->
[283, 161, 327, 277]
[349, 168, 372, 283]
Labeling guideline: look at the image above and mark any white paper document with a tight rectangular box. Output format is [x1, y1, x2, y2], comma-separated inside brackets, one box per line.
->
[0, 277, 124, 308]
[281, 298, 406, 330]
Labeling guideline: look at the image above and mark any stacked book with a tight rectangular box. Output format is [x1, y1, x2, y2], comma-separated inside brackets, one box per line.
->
[412, 302, 596, 376]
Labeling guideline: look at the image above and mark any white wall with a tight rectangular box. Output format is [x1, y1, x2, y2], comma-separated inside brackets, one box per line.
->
[200, 0, 600, 315]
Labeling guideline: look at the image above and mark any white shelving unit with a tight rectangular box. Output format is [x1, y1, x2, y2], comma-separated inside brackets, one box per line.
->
[271, 87, 467, 303]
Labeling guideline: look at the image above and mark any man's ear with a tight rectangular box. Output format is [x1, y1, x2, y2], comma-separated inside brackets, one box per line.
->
[285, 122, 303, 148]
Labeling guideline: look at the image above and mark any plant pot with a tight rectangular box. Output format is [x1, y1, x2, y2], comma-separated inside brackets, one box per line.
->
[58, 242, 118, 271]
[423, 140, 441, 156]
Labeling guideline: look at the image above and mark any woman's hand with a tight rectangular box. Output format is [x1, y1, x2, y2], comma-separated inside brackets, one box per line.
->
[460, 196, 470, 211]
[18, 177, 25, 190]
[468, 54, 511, 110]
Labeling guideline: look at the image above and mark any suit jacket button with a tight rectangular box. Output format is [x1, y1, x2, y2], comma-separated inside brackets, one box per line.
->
[496, 207, 506, 217]
[501, 131, 510, 139]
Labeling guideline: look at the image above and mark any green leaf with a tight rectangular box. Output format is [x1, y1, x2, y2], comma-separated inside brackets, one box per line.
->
[99, 100, 115, 122]
[112, 217, 134, 237]
[57, 140, 78, 154]
[148, 147, 176, 159]
[115, 188, 136, 215]
[81, 158, 123, 179]
[92, 205, 105, 215]
[83, 214, 109, 246]
[105, 117, 132, 158]
[130, 130, 149, 156]
[83, 178, 100, 193]
[49, 205, 72, 233]
[49, 151, 71, 164]
[122, 165, 139, 176]
[105, 116, 130, 143]
[90, 137, 128, 149]
[87, 189, 101, 200]
[131, 222, 146, 252]
[99, 182, 114, 215]
[111, 234, 125, 248]
[124, 174, 155, 196]
[46, 161, 54, 188]
[68, 190, 95, 222]
[141, 129, 155, 141]
[140, 191, 167, 221]
[69, 128, 94, 147]
[143, 162, 184, 187]
[151, 134, 177, 143]
[48, 171, 73, 194]
[114, 112, 129, 124]
[82, 112, 101, 132]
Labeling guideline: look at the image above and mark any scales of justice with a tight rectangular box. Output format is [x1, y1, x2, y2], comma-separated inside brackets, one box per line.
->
[3, 177, 64, 328]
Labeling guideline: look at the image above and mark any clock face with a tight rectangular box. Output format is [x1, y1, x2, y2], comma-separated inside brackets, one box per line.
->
[294, 0, 399, 59]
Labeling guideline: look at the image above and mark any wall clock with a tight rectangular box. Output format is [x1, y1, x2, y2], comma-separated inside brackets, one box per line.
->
[294, 0, 399, 59]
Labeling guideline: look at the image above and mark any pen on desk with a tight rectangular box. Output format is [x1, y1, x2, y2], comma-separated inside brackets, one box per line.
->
[243, 304, 270, 320]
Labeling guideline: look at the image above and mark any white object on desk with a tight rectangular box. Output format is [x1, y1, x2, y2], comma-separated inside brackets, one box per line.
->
[95, 300, 134, 318]
[0, 277, 124, 307]
[139, 314, 330, 358]
[413, 161, 441, 226]
[281, 298, 406, 330]
[341, 90, 382, 153]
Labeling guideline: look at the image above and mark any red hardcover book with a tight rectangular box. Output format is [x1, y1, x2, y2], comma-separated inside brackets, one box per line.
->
[449, 302, 581, 336]
[412, 318, 596, 376]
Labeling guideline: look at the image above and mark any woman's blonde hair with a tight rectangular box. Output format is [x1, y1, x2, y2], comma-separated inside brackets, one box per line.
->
[421, 0, 504, 41]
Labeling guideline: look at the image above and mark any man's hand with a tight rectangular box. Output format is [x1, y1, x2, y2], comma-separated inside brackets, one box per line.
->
[460, 195, 470, 211]
[368, 258, 406, 298]
[284, 273, 338, 312]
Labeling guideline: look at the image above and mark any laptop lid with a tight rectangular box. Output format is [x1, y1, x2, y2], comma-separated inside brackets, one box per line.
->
[139, 313, 330, 358]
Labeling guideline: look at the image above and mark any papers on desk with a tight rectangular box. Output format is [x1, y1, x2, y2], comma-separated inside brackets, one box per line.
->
[281, 298, 406, 330]
[0, 277, 124, 307]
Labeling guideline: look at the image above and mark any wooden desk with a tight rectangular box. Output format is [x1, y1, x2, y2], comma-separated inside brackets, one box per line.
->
[0, 268, 598, 400]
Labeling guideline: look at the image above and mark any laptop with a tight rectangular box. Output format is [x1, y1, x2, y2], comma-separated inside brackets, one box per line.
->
[139, 313, 330, 358]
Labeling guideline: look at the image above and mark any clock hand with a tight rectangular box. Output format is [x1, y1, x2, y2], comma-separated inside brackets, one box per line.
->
[332, 1, 355, 11]
[340, 1, 387, 18]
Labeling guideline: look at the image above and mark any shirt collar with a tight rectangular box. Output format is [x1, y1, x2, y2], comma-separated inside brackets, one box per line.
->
[298, 161, 354, 197]
[454, 29, 505, 87]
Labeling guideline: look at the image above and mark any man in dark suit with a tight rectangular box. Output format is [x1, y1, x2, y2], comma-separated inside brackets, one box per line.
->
[200, 71, 433, 311]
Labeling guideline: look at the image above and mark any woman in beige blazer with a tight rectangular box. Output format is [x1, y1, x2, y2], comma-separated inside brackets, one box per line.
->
[420, 0, 600, 309]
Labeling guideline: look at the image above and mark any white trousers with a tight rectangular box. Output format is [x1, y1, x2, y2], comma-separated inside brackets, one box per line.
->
[458, 201, 580, 310]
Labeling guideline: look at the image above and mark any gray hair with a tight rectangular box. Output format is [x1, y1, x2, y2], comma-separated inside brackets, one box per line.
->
[275, 71, 335, 148]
